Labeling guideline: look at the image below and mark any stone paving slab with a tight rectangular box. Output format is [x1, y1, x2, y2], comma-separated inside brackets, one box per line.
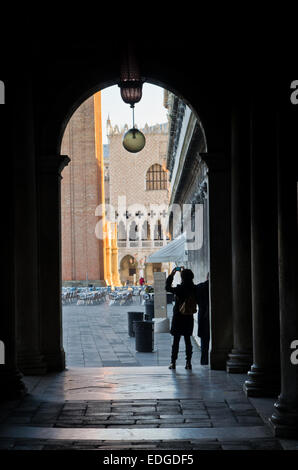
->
[0, 436, 284, 450]
[19, 366, 255, 404]
[0, 398, 280, 430]
[0, 424, 275, 442]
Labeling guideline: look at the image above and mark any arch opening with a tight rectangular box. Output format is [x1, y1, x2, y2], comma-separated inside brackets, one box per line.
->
[57, 79, 211, 370]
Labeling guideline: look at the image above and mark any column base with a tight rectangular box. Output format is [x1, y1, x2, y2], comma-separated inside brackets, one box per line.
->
[269, 399, 298, 438]
[0, 368, 27, 401]
[226, 349, 252, 373]
[243, 365, 281, 397]
[210, 348, 230, 370]
[17, 351, 47, 375]
[43, 349, 65, 372]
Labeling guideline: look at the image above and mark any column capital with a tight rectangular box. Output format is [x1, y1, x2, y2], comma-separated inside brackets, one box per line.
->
[39, 154, 71, 176]
[200, 152, 230, 172]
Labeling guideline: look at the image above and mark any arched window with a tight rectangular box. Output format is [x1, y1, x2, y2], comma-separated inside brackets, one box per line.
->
[117, 221, 127, 240]
[0, 81, 4, 105]
[146, 164, 167, 190]
[154, 219, 163, 240]
[129, 221, 138, 241]
[141, 221, 151, 240]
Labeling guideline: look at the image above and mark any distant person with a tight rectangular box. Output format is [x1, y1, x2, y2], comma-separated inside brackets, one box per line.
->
[139, 276, 145, 286]
[165, 267, 197, 370]
[197, 273, 210, 365]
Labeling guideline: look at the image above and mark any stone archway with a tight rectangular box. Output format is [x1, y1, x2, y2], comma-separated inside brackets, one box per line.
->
[120, 255, 138, 286]
[2, 41, 297, 440]
[35, 45, 233, 373]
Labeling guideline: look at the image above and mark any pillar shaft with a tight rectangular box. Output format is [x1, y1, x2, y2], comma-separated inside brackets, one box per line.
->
[227, 105, 253, 373]
[0, 78, 26, 399]
[38, 155, 70, 371]
[244, 99, 280, 397]
[200, 152, 233, 370]
[111, 223, 121, 286]
[105, 221, 112, 286]
[14, 78, 46, 375]
[269, 108, 298, 438]
[0, 204, 27, 400]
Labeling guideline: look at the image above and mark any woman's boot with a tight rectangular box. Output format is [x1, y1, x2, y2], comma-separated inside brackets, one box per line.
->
[185, 360, 192, 370]
[169, 361, 176, 370]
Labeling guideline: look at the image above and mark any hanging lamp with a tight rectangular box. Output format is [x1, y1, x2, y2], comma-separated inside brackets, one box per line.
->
[119, 43, 146, 153]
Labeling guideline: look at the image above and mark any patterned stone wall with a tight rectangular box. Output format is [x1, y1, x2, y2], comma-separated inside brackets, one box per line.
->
[107, 122, 171, 283]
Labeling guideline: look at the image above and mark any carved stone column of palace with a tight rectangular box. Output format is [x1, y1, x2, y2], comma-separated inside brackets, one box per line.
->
[105, 221, 112, 286]
[269, 106, 298, 437]
[226, 105, 253, 373]
[244, 96, 280, 397]
[111, 223, 121, 286]
[38, 155, 70, 371]
[15, 78, 47, 375]
[200, 152, 233, 370]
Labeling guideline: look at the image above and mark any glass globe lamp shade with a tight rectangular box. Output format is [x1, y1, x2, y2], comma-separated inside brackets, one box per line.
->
[123, 128, 146, 153]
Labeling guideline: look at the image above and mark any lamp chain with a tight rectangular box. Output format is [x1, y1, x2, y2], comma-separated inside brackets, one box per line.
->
[132, 104, 135, 128]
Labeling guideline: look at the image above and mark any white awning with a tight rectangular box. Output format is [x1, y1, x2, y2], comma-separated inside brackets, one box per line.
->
[146, 233, 188, 264]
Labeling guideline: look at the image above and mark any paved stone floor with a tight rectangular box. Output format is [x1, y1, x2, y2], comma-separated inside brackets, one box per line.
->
[62, 302, 201, 367]
[0, 367, 297, 450]
[0, 302, 297, 451]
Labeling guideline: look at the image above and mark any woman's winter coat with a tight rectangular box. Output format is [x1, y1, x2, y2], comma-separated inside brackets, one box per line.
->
[165, 274, 196, 336]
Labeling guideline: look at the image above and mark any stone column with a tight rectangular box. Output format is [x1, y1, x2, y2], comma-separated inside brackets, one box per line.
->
[0, 78, 26, 399]
[111, 223, 121, 286]
[0, 215, 27, 399]
[105, 221, 112, 286]
[244, 99, 280, 397]
[226, 105, 253, 373]
[38, 155, 70, 371]
[200, 152, 233, 370]
[14, 78, 47, 375]
[269, 108, 298, 437]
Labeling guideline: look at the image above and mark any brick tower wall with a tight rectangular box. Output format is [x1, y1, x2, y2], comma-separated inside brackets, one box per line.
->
[61, 96, 103, 282]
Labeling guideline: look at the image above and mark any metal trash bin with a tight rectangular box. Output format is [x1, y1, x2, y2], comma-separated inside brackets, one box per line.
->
[133, 319, 144, 335]
[145, 299, 154, 320]
[127, 311, 144, 337]
[135, 321, 154, 352]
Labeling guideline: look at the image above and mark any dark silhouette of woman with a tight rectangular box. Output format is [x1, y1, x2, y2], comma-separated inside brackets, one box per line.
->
[165, 267, 196, 370]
